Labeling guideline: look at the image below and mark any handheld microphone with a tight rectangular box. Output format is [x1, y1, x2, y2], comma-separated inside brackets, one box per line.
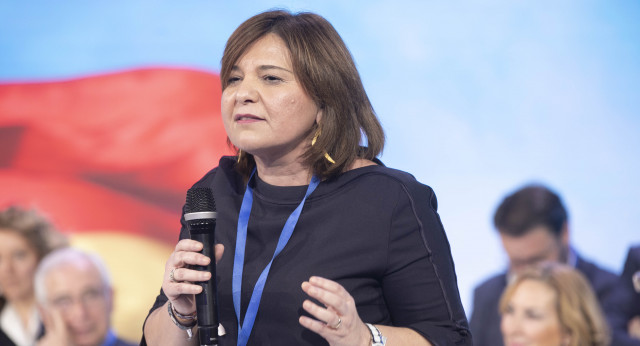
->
[185, 187, 219, 346]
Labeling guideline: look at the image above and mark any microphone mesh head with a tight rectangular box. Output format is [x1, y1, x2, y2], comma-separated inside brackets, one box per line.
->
[185, 187, 216, 213]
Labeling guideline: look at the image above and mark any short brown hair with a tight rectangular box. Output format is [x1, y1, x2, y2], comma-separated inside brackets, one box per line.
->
[494, 184, 567, 237]
[0, 206, 68, 310]
[220, 10, 384, 180]
[499, 262, 610, 346]
[0, 206, 67, 260]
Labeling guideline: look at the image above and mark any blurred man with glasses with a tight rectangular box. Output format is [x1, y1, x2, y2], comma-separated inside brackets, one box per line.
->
[34, 248, 134, 346]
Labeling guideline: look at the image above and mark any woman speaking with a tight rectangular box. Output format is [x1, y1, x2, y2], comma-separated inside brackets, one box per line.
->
[142, 10, 471, 346]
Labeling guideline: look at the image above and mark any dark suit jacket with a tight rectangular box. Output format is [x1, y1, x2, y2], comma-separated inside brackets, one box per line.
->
[469, 254, 619, 346]
[604, 245, 640, 346]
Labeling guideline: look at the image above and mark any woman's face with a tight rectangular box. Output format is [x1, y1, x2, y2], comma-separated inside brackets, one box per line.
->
[501, 279, 568, 346]
[221, 33, 322, 164]
[0, 229, 39, 302]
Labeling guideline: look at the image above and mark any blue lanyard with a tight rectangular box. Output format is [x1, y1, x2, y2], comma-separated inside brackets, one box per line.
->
[232, 169, 320, 346]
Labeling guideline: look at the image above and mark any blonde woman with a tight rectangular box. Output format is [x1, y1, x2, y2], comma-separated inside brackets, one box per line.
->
[500, 262, 609, 346]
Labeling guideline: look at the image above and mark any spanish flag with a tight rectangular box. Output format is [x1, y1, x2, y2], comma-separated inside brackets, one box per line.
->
[0, 67, 230, 342]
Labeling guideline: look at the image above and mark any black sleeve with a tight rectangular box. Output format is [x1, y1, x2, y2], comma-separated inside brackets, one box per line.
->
[382, 181, 472, 345]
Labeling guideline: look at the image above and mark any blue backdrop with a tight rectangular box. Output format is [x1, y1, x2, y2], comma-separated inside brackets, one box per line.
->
[2, 0, 639, 316]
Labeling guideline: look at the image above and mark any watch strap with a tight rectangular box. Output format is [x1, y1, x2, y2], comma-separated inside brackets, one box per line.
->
[365, 323, 387, 346]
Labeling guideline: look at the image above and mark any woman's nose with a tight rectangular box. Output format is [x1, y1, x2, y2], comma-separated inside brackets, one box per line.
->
[501, 314, 522, 336]
[0, 258, 13, 274]
[235, 79, 258, 104]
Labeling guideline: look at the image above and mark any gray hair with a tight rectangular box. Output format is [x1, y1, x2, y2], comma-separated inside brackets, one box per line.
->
[34, 247, 113, 305]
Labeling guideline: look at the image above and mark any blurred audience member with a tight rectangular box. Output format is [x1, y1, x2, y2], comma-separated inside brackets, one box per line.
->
[470, 184, 618, 346]
[500, 262, 610, 346]
[34, 247, 135, 346]
[604, 245, 640, 345]
[0, 206, 67, 346]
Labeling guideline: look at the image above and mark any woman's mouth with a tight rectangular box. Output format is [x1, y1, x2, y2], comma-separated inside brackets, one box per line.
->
[234, 113, 263, 123]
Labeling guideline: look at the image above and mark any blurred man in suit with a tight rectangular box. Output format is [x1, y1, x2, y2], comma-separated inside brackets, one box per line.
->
[470, 184, 618, 346]
[34, 248, 135, 346]
[604, 245, 640, 345]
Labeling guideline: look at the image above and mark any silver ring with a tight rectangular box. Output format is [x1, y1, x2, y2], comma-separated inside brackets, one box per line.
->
[328, 317, 342, 330]
[169, 268, 177, 282]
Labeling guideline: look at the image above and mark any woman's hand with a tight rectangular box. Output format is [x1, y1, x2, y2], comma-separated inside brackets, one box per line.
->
[299, 276, 371, 346]
[162, 239, 224, 316]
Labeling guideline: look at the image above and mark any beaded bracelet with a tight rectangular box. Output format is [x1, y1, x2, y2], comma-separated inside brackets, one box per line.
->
[168, 302, 197, 340]
[171, 303, 197, 321]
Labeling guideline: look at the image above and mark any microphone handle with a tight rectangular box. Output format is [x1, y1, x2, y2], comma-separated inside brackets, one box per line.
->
[189, 220, 219, 346]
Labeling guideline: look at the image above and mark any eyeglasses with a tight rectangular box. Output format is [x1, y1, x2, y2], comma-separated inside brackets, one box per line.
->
[50, 287, 107, 311]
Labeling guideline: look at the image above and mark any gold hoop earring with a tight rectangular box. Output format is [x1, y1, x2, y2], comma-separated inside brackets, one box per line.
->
[324, 152, 336, 164]
[311, 130, 335, 164]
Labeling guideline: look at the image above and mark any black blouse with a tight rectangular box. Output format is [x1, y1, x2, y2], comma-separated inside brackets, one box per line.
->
[143, 157, 471, 345]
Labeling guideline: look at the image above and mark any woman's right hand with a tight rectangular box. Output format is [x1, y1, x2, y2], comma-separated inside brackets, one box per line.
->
[162, 239, 224, 316]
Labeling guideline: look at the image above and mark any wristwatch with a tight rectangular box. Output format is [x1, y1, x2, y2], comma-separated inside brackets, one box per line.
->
[366, 323, 387, 346]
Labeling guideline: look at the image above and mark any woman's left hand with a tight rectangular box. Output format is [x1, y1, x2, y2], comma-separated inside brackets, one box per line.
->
[299, 276, 371, 346]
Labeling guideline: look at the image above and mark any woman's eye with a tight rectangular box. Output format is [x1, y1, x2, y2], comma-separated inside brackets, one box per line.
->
[503, 304, 514, 315]
[227, 76, 241, 84]
[524, 310, 543, 320]
[12, 250, 27, 260]
[263, 75, 283, 83]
